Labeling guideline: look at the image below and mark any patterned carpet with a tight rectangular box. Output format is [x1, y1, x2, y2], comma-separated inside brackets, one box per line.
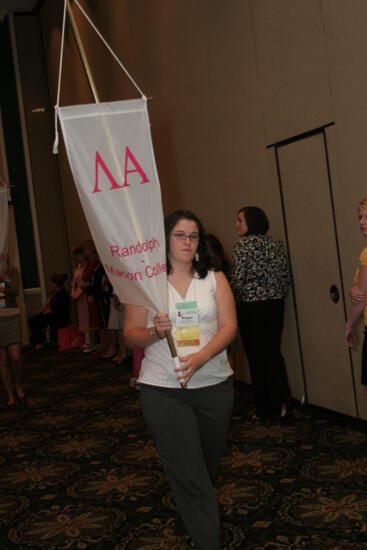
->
[0, 348, 367, 549]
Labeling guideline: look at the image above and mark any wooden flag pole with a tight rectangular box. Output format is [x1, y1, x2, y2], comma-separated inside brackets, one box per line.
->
[66, 0, 100, 103]
[165, 330, 178, 359]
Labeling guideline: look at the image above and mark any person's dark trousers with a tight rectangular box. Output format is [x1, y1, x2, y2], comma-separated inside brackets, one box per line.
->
[237, 299, 290, 417]
[28, 313, 55, 346]
[140, 377, 234, 550]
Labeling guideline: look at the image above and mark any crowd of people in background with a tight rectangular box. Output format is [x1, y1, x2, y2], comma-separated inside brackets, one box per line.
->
[22, 239, 128, 365]
[70, 239, 128, 365]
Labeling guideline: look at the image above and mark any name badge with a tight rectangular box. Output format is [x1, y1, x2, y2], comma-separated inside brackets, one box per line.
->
[175, 301, 200, 347]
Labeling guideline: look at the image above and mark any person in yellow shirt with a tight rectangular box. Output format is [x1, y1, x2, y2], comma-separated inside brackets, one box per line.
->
[345, 197, 367, 385]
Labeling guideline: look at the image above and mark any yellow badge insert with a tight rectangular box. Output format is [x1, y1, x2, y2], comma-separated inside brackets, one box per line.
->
[175, 301, 200, 347]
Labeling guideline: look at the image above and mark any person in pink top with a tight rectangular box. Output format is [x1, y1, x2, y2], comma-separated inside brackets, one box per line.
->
[81, 240, 100, 352]
[71, 246, 90, 348]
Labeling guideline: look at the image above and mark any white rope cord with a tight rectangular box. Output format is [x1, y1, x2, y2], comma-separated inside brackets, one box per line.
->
[53, 0, 67, 154]
[52, 0, 146, 154]
[73, 0, 146, 99]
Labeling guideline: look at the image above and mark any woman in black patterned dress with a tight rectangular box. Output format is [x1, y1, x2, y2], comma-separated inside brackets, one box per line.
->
[230, 206, 291, 420]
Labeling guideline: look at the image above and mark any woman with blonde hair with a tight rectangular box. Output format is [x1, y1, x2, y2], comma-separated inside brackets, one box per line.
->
[345, 197, 367, 385]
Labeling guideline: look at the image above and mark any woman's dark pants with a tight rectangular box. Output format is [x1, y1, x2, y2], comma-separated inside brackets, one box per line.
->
[140, 377, 234, 550]
[237, 299, 290, 417]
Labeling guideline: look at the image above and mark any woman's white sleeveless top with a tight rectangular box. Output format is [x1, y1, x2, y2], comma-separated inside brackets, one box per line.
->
[138, 270, 233, 389]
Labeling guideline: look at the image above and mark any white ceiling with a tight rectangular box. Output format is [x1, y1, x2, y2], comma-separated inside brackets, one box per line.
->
[0, 0, 39, 20]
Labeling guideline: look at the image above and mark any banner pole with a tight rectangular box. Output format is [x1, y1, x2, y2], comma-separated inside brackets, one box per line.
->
[165, 330, 184, 387]
[165, 330, 178, 359]
[66, 0, 100, 103]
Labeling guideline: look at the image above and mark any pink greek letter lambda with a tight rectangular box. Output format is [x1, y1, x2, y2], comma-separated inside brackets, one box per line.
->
[93, 150, 123, 193]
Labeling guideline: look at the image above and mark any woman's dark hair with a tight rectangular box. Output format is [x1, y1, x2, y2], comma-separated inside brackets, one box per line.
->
[50, 273, 68, 287]
[238, 206, 269, 235]
[165, 210, 211, 278]
[205, 234, 231, 275]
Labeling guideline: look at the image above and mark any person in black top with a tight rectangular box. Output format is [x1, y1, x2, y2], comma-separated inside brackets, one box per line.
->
[230, 206, 291, 420]
[88, 259, 112, 355]
[29, 273, 70, 350]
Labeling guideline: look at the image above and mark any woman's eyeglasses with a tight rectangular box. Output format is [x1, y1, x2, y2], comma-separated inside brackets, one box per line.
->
[171, 232, 200, 242]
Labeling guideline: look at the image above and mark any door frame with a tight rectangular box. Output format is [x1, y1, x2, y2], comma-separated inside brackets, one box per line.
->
[267, 123, 358, 415]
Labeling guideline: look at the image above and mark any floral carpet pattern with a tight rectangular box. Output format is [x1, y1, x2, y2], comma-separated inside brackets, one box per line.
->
[0, 348, 367, 549]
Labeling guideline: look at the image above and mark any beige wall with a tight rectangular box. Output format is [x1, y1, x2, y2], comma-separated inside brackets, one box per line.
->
[29, 0, 367, 415]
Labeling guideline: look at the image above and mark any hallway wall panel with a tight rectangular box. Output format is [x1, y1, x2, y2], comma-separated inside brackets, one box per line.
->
[320, 0, 367, 419]
[277, 134, 356, 416]
[251, 0, 333, 145]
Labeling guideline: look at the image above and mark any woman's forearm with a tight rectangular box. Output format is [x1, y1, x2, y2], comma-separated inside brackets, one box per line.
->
[346, 301, 365, 329]
[124, 326, 161, 349]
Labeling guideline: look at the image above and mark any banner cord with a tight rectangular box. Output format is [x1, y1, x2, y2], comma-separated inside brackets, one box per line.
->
[73, 0, 146, 99]
[53, 0, 67, 155]
[53, 0, 147, 154]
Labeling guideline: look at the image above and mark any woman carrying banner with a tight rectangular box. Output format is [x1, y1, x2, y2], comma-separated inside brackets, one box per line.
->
[124, 210, 237, 549]
[0, 264, 26, 406]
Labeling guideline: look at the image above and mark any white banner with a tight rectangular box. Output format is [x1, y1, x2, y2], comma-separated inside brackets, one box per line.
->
[0, 187, 8, 277]
[58, 99, 167, 312]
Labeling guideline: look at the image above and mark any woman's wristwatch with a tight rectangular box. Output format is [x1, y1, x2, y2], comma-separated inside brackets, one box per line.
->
[150, 327, 165, 340]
